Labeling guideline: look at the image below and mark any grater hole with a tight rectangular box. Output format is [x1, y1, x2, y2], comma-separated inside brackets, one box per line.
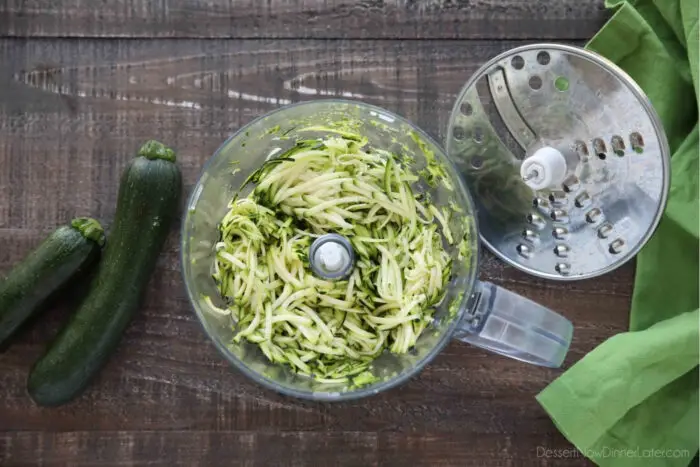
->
[511, 56, 525, 70]
[555, 263, 571, 276]
[548, 191, 566, 206]
[593, 138, 607, 159]
[609, 238, 625, 254]
[575, 140, 589, 161]
[554, 244, 570, 258]
[586, 208, 602, 224]
[533, 197, 549, 206]
[473, 126, 484, 144]
[516, 244, 532, 258]
[522, 229, 539, 242]
[611, 135, 625, 156]
[574, 191, 591, 208]
[452, 126, 466, 140]
[630, 132, 644, 153]
[460, 102, 473, 116]
[526, 213, 546, 229]
[529, 75, 543, 90]
[562, 175, 580, 193]
[554, 76, 569, 91]
[550, 209, 569, 223]
[537, 51, 551, 65]
[553, 227, 569, 239]
[597, 222, 613, 239]
[470, 156, 484, 169]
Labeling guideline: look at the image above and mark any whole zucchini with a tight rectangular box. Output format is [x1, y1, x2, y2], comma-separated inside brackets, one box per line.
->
[28, 140, 182, 406]
[0, 218, 104, 349]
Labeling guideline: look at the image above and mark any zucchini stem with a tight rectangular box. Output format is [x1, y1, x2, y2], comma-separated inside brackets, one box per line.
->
[70, 217, 106, 247]
[138, 140, 177, 162]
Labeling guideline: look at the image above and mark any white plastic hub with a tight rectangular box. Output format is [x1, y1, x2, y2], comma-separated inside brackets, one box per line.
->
[315, 241, 350, 273]
[520, 146, 568, 190]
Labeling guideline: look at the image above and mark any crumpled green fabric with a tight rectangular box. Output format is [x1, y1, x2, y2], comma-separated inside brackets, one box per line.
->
[536, 0, 699, 466]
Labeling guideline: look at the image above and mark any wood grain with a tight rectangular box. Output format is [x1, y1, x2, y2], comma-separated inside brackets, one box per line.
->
[0, 0, 610, 40]
[0, 431, 598, 467]
[0, 38, 622, 466]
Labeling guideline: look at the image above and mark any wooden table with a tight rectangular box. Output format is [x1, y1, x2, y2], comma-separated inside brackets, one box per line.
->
[0, 2, 629, 466]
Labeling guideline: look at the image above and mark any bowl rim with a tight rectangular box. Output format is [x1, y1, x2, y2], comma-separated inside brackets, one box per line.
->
[180, 98, 481, 401]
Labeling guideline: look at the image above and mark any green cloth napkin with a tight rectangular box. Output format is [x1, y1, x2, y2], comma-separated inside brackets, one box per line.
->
[536, 1, 699, 466]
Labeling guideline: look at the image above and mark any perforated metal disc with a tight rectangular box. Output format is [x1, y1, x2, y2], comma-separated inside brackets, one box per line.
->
[446, 44, 670, 280]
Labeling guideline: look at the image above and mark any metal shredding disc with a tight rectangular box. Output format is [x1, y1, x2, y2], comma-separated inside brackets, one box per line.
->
[446, 44, 670, 280]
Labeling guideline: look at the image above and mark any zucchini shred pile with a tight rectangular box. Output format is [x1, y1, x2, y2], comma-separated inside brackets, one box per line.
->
[212, 132, 461, 386]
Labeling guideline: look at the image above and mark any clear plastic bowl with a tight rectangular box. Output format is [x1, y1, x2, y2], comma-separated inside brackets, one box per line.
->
[181, 99, 479, 401]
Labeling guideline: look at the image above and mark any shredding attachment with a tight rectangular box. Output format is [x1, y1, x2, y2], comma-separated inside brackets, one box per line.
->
[447, 44, 670, 280]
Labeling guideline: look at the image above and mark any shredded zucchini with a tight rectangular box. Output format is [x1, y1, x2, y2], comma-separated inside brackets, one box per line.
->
[214, 133, 456, 384]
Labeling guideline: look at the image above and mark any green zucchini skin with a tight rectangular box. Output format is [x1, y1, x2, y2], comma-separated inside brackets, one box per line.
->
[0, 219, 105, 350]
[28, 141, 182, 407]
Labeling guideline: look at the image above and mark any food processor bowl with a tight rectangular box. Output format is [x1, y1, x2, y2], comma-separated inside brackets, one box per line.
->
[181, 100, 573, 401]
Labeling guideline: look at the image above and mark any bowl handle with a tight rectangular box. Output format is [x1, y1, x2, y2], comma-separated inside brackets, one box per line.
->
[453, 281, 573, 368]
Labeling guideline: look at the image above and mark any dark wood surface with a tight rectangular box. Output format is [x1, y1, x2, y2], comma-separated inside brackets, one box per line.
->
[1, 0, 609, 40]
[0, 3, 624, 466]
